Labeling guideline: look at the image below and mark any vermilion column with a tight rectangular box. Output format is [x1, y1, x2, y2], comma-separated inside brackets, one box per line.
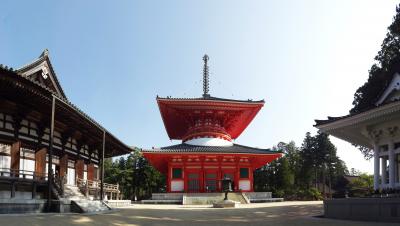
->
[59, 154, 68, 177]
[235, 166, 240, 192]
[250, 168, 254, 192]
[167, 162, 171, 192]
[10, 141, 20, 176]
[35, 148, 47, 179]
[75, 159, 84, 179]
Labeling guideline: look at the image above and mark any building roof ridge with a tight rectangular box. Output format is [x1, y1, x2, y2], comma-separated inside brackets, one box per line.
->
[15, 49, 67, 99]
[156, 95, 265, 104]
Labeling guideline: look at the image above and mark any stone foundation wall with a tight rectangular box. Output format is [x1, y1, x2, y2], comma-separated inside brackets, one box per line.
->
[324, 198, 400, 222]
[0, 199, 46, 214]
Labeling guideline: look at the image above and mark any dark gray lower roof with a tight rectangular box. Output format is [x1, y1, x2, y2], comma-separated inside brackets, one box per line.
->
[143, 143, 280, 154]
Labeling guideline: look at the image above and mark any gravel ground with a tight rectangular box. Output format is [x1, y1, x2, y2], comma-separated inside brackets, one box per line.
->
[0, 201, 397, 226]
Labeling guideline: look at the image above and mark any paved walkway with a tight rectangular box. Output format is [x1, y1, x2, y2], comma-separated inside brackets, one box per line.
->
[1, 201, 397, 226]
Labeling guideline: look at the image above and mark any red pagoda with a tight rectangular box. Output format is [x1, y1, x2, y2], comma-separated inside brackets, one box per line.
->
[143, 55, 281, 193]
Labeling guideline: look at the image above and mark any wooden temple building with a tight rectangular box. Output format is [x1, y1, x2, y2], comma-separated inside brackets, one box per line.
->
[143, 55, 281, 193]
[0, 50, 132, 213]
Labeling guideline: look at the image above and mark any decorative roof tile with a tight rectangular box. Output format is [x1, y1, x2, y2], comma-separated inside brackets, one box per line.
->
[143, 143, 280, 154]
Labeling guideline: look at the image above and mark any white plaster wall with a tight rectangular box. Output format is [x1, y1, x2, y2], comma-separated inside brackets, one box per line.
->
[239, 180, 250, 191]
[171, 181, 184, 192]
[185, 137, 233, 146]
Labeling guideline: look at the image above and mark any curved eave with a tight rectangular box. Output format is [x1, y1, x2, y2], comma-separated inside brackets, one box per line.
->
[314, 100, 400, 149]
[156, 97, 264, 140]
[142, 150, 282, 174]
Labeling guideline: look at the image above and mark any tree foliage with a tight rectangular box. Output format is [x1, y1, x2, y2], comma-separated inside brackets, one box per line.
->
[347, 174, 374, 197]
[254, 132, 348, 200]
[104, 148, 165, 200]
[351, 5, 400, 114]
[350, 5, 400, 159]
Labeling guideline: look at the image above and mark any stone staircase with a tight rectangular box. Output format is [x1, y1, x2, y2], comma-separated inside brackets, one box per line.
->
[228, 192, 249, 204]
[62, 185, 110, 213]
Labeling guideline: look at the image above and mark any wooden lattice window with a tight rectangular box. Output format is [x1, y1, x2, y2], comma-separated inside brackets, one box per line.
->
[172, 168, 182, 179]
[240, 168, 249, 179]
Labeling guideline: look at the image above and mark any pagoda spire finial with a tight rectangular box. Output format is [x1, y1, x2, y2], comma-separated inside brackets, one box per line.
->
[202, 54, 210, 98]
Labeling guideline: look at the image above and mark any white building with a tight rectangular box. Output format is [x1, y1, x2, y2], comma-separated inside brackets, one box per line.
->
[315, 73, 400, 191]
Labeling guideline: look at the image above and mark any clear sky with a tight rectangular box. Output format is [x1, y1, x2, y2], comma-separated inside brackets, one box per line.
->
[1, 1, 399, 174]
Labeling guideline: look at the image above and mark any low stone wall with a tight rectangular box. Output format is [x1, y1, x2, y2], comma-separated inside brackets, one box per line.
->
[244, 192, 272, 199]
[0, 199, 46, 214]
[324, 198, 400, 222]
[151, 193, 184, 200]
[183, 193, 224, 205]
[106, 200, 132, 207]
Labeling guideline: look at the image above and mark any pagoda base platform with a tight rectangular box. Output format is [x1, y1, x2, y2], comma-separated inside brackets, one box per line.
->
[142, 192, 283, 205]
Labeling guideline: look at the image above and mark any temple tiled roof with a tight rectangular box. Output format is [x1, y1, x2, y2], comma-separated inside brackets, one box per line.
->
[143, 143, 280, 154]
[314, 99, 400, 127]
[314, 115, 351, 126]
[0, 58, 134, 157]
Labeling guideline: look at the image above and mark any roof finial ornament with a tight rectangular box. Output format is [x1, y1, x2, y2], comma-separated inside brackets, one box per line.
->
[40, 49, 49, 57]
[202, 54, 210, 98]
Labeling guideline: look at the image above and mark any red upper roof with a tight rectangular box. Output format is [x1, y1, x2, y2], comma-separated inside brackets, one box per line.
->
[157, 96, 264, 140]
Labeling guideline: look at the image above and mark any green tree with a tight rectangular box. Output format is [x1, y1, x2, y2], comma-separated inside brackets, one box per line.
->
[347, 174, 374, 197]
[104, 148, 165, 200]
[351, 5, 400, 159]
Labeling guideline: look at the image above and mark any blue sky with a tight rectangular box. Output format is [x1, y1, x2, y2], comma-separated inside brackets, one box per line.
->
[1, 1, 399, 173]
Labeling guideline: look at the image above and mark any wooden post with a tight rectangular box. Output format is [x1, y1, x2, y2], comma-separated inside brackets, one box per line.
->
[87, 163, 95, 181]
[100, 131, 105, 200]
[35, 148, 47, 180]
[11, 181, 15, 198]
[32, 182, 37, 199]
[47, 95, 55, 211]
[85, 180, 89, 197]
[75, 159, 84, 180]
[10, 141, 20, 177]
[59, 154, 68, 178]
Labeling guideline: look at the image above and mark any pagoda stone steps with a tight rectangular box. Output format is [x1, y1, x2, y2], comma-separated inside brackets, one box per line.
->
[227, 192, 248, 204]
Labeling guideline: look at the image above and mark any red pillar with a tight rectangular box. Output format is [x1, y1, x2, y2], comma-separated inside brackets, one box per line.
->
[235, 165, 240, 192]
[250, 167, 254, 192]
[167, 162, 171, 192]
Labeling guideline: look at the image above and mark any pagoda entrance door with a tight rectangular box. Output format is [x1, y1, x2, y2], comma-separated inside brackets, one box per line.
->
[205, 172, 218, 192]
[187, 172, 200, 192]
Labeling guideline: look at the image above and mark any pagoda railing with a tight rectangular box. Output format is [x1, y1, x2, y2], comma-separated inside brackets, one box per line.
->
[183, 124, 232, 142]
